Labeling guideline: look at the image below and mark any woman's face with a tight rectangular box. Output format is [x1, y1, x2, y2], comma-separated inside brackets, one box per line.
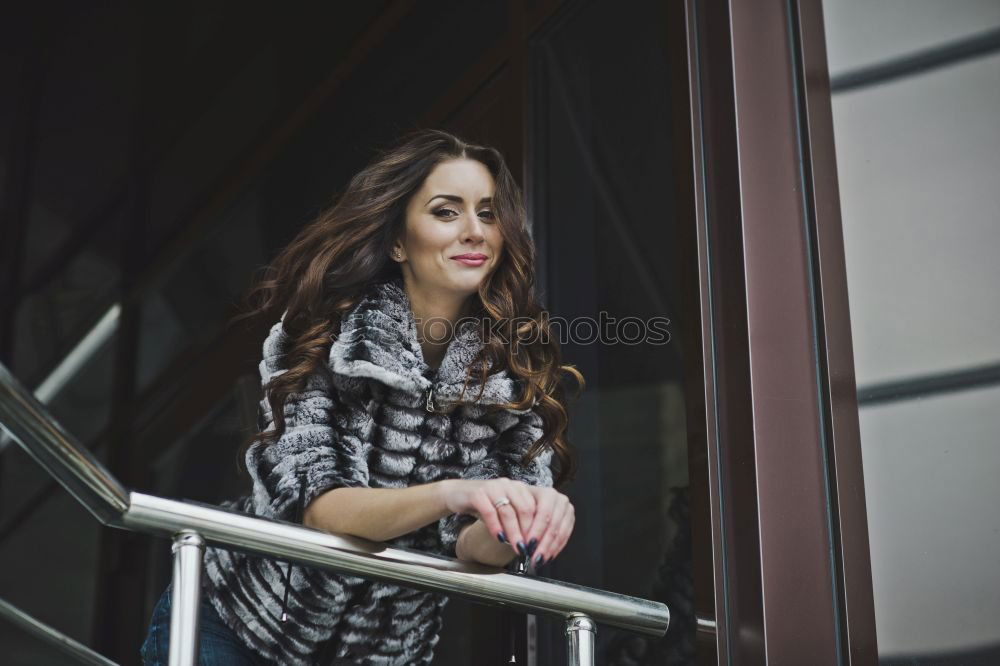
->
[394, 157, 504, 299]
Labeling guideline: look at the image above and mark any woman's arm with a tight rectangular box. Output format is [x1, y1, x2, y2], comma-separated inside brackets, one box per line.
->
[455, 518, 518, 567]
[306, 482, 517, 569]
[304, 480, 453, 543]
[305, 477, 527, 566]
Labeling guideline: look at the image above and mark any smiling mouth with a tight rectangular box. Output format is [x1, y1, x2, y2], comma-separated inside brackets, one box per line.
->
[451, 255, 487, 266]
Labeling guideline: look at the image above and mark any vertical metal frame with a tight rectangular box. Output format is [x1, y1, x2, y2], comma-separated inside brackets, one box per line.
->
[679, 0, 878, 663]
[791, 3, 878, 664]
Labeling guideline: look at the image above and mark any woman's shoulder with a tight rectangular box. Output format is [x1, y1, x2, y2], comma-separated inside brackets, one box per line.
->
[256, 311, 360, 394]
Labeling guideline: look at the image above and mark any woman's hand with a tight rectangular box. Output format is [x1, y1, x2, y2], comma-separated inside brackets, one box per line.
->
[440, 478, 575, 564]
[522, 485, 574, 567]
[441, 478, 535, 555]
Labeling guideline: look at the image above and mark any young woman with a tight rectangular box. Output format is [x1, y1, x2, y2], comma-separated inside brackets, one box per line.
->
[141, 128, 582, 664]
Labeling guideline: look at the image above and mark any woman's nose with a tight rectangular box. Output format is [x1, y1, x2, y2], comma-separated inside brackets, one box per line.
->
[460, 212, 487, 242]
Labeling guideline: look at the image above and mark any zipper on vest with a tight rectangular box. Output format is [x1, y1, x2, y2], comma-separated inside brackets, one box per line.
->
[425, 383, 437, 412]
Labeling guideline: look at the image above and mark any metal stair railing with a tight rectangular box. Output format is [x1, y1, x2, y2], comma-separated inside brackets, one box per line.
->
[0, 361, 670, 665]
[0, 596, 118, 666]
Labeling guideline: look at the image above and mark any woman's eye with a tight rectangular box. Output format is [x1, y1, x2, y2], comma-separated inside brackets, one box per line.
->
[433, 208, 495, 222]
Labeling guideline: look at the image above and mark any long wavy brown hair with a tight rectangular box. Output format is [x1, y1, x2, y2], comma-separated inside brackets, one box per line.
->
[230, 128, 583, 488]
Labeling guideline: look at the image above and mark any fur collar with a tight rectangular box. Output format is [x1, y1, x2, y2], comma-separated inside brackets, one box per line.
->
[326, 277, 524, 411]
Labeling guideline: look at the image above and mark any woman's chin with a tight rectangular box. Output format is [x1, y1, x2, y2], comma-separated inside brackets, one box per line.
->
[443, 270, 486, 293]
[410, 266, 486, 297]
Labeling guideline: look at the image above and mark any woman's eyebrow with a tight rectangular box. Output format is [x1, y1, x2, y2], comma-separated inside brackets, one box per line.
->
[425, 194, 494, 205]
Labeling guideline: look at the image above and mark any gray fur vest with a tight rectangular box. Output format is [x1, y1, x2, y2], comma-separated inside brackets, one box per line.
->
[201, 277, 553, 665]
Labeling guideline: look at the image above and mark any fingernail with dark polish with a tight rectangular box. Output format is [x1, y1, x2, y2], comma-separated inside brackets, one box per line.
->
[534, 554, 545, 568]
[497, 531, 508, 544]
[527, 538, 538, 557]
[517, 541, 527, 556]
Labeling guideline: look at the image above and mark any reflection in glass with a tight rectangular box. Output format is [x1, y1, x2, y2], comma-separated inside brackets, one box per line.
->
[529, 0, 696, 662]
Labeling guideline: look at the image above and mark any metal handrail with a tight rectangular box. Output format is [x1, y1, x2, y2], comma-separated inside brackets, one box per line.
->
[0, 363, 128, 523]
[0, 361, 671, 663]
[116, 492, 667, 632]
[0, 304, 121, 454]
[0, 597, 118, 666]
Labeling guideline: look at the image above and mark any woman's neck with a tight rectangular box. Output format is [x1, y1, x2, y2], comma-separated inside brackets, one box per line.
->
[403, 282, 474, 370]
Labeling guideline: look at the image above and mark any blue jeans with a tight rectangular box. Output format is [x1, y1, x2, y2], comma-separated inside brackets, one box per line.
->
[140, 583, 262, 665]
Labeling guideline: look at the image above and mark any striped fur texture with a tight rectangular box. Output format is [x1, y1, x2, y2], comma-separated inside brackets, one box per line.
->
[201, 277, 554, 664]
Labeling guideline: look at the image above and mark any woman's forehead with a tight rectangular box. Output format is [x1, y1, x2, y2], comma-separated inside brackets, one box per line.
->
[420, 159, 495, 199]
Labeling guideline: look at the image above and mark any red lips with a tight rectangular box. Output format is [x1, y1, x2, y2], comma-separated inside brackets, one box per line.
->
[452, 253, 488, 267]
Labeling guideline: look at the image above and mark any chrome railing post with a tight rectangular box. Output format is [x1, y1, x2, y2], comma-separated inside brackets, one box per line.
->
[566, 613, 596, 666]
[169, 530, 205, 666]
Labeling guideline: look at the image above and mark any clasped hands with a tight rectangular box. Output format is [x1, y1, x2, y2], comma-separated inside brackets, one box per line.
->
[441, 477, 575, 569]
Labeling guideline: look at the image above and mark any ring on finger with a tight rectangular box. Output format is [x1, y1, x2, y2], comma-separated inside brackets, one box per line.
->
[493, 497, 511, 509]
